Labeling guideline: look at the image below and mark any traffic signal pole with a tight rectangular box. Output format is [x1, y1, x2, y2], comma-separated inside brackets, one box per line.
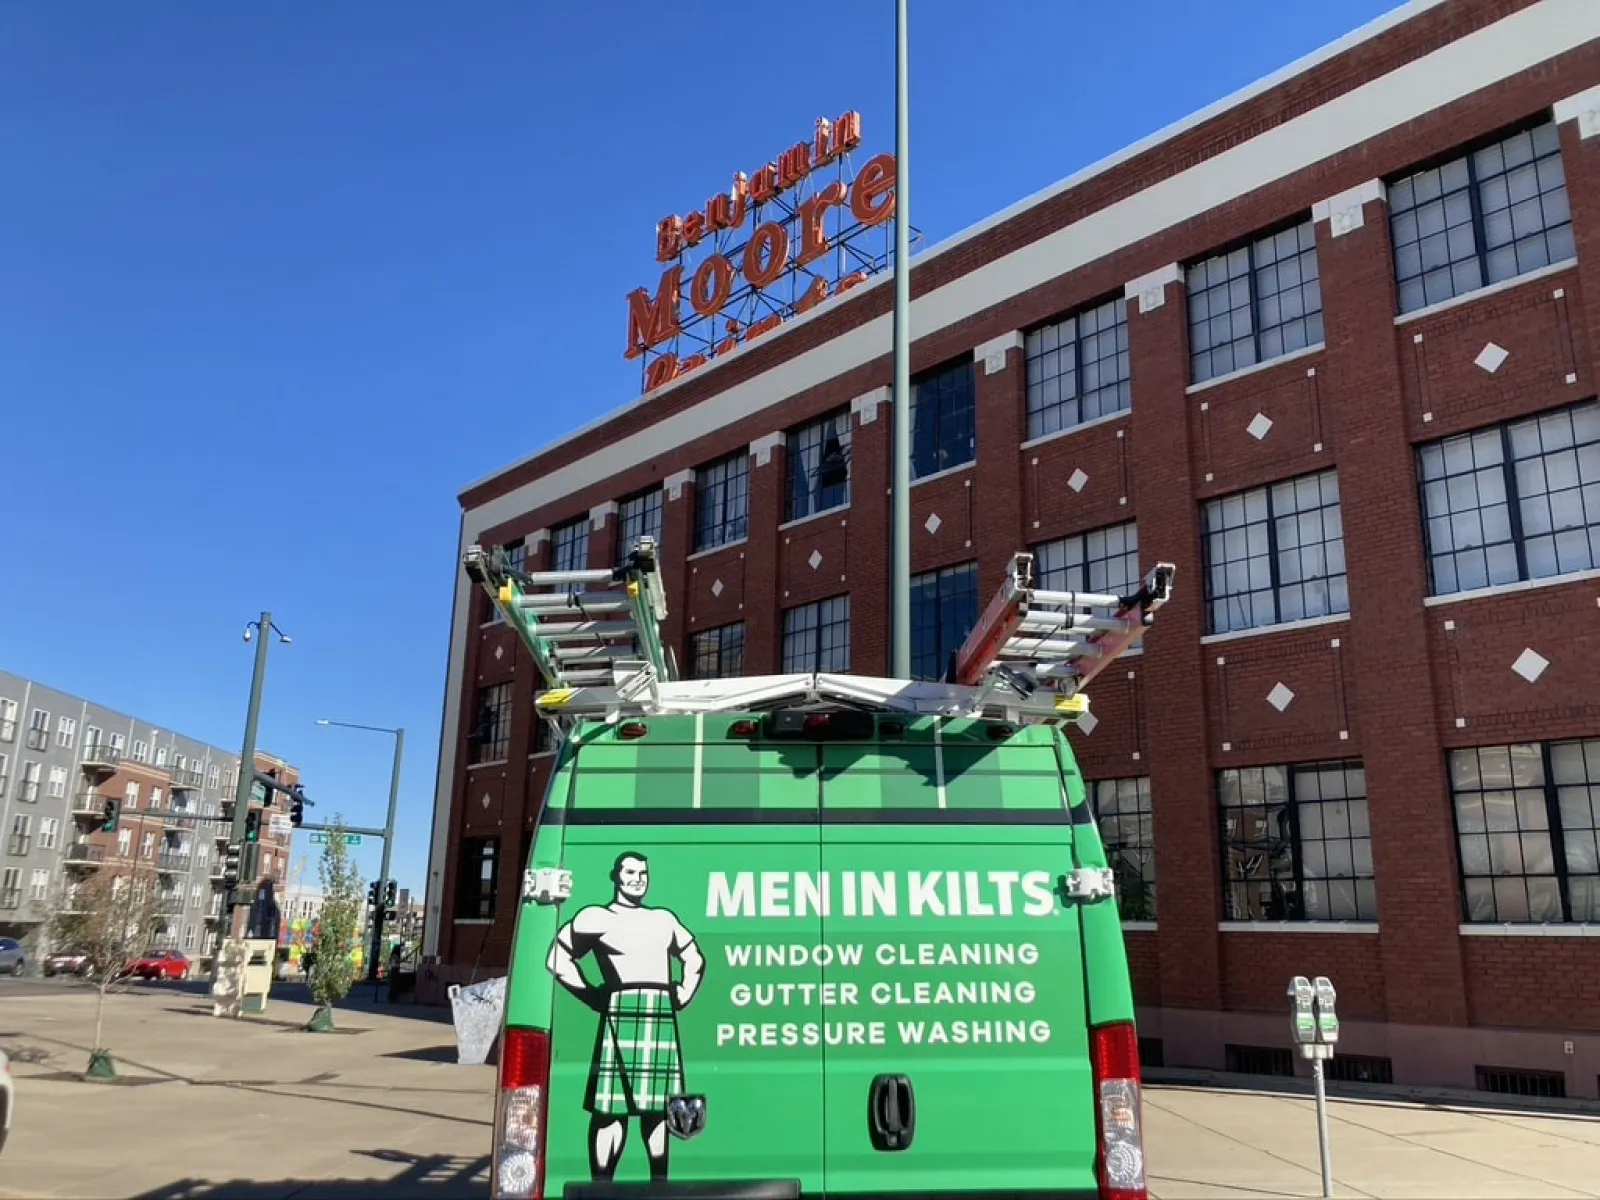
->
[367, 727, 404, 982]
[223, 612, 273, 951]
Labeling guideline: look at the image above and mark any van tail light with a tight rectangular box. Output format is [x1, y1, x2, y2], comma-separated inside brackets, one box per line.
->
[730, 720, 759, 737]
[493, 1026, 551, 1199]
[1090, 1021, 1148, 1200]
[618, 722, 649, 740]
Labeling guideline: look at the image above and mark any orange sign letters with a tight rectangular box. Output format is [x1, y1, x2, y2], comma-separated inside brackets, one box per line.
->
[624, 111, 897, 393]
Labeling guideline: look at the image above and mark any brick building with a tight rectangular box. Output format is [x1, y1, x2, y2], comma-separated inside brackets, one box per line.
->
[424, 0, 1600, 1097]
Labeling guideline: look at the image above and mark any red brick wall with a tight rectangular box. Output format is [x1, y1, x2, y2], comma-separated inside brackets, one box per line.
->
[432, 18, 1600, 1063]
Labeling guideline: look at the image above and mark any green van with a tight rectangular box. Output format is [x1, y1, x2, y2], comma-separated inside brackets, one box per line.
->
[466, 541, 1168, 1200]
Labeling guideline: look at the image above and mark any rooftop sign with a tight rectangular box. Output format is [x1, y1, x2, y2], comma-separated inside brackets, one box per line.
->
[624, 111, 900, 393]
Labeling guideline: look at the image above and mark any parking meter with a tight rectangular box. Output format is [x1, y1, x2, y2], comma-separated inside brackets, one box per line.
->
[1288, 975, 1316, 1045]
[1313, 976, 1339, 1045]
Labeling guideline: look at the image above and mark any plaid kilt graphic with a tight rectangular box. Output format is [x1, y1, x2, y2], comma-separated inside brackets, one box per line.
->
[585, 985, 685, 1116]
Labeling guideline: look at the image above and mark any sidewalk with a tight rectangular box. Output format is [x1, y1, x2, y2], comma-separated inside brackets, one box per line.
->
[1, 978, 1598, 1197]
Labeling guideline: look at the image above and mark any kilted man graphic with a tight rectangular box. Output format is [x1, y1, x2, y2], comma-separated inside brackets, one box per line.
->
[547, 851, 706, 1182]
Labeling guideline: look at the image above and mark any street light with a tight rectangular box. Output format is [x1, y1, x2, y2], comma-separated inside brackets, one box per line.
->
[315, 717, 404, 983]
[889, 0, 912, 678]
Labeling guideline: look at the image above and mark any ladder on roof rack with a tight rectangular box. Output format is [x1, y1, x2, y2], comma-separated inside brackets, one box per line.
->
[463, 539, 1174, 728]
[463, 536, 674, 722]
[950, 552, 1175, 714]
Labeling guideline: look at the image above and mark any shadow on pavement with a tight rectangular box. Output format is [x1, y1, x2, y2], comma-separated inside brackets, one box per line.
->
[381, 1043, 464, 1064]
[131, 1150, 490, 1199]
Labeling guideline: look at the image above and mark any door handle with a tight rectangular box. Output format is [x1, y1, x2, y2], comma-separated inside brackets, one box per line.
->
[868, 1074, 916, 1152]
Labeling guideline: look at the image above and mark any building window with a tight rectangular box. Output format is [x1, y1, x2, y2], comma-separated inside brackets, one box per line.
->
[1390, 121, 1574, 316]
[1202, 470, 1347, 635]
[1218, 762, 1374, 922]
[786, 409, 852, 522]
[1024, 295, 1131, 440]
[56, 716, 76, 749]
[133, 739, 149, 764]
[156, 745, 169, 769]
[29, 868, 48, 902]
[486, 541, 527, 624]
[1187, 220, 1323, 384]
[781, 597, 851, 673]
[38, 818, 58, 851]
[911, 562, 980, 682]
[616, 489, 664, 566]
[1450, 739, 1600, 924]
[117, 829, 131, 856]
[457, 836, 499, 921]
[530, 714, 554, 755]
[551, 518, 589, 573]
[0, 699, 15, 743]
[1034, 521, 1140, 601]
[1092, 777, 1156, 920]
[207, 764, 220, 789]
[8, 814, 31, 857]
[689, 623, 745, 680]
[18, 762, 39, 803]
[46, 766, 65, 799]
[468, 682, 512, 765]
[125, 781, 139, 809]
[912, 359, 976, 480]
[694, 453, 750, 552]
[1417, 400, 1600, 596]
[26, 709, 49, 751]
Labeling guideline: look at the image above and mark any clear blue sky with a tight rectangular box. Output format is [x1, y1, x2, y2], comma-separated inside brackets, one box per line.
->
[0, 1, 1398, 896]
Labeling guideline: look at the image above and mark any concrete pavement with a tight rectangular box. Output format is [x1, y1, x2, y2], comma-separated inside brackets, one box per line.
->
[2, 975, 1599, 1198]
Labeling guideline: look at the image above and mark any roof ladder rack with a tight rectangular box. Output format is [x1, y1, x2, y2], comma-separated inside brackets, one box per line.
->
[462, 536, 673, 723]
[951, 552, 1175, 717]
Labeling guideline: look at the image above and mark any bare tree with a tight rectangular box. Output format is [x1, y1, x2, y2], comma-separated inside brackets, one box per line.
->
[306, 814, 363, 1032]
[48, 859, 163, 1079]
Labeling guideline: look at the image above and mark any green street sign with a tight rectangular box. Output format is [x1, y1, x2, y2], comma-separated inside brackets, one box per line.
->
[309, 832, 362, 845]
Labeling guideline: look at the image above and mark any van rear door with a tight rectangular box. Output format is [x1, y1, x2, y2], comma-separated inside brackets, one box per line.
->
[816, 718, 1101, 1197]
[540, 715, 826, 1197]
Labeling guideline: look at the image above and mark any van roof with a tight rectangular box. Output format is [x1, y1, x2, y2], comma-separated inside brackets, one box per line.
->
[546, 713, 1087, 822]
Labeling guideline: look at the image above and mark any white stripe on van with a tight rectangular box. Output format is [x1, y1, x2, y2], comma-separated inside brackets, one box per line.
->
[693, 713, 704, 809]
[934, 721, 947, 810]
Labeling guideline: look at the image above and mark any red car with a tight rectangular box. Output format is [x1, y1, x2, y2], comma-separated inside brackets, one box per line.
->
[125, 949, 191, 981]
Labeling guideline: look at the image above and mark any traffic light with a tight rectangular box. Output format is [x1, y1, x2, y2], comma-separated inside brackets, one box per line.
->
[222, 842, 242, 888]
[244, 808, 262, 843]
[384, 879, 397, 909]
[367, 880, 381, 908]
[100, 798, 119, 833]
[289, 791, 305, 828]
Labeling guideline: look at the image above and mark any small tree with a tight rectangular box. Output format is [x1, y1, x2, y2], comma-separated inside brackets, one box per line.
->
[306, 815, 363, 1032]
[48, 859, 163, 1079]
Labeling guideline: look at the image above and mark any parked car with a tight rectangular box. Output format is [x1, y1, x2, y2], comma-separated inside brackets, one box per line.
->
[125, 948, 190, 981]
[42, 949, 97, 978]
[0, 1047, 11, 1156]
[0, 938, 24, 977]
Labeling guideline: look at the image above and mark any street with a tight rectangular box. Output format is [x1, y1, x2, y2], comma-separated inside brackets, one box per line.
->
[3, 975, 1600, 1198]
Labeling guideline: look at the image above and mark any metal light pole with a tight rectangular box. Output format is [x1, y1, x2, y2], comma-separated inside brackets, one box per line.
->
[220, 613, 290, 959]
[889, 0, 913, 678]
[315, 719, 404, 984]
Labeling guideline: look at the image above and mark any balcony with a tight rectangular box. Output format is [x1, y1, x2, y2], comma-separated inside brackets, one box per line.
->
[25, 726, 49, 751]
[80, 743, 123, 774]
[154, 851, 188, 874]
[155, 895, 185, 917]
[6, 835, 31, 856]
[0, 717, 14, 742]
[65, 842, 106, 867]
[72, 790, 107, 819]
[0, 888, 21, 911]
[169, 766, 203, 792]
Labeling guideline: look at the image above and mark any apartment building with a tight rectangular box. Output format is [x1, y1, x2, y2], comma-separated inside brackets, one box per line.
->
[425, 1, 1600, 1098]
[0, 671, 297, 969]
